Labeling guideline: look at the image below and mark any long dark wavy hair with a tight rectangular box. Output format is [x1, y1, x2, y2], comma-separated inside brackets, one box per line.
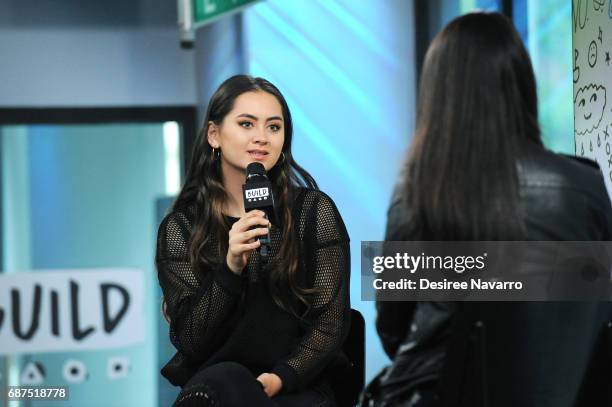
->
[404, 12, 542, 240]
[173, 75, 318, 314]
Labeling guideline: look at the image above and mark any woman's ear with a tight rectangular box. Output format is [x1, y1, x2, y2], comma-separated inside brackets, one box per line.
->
[207, 121, 220, 148]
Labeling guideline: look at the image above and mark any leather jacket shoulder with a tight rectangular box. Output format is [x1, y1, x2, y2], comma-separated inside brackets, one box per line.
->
[518, 144, 612, 240]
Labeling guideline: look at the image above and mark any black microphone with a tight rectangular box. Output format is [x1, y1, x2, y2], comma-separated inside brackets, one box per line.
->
[242, 162, 275, 257]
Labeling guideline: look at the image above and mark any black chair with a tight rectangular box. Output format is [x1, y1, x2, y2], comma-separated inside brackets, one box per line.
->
[334, 308, 365, 407]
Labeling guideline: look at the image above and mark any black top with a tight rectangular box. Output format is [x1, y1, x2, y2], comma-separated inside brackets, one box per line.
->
[156, 188, 351, 393]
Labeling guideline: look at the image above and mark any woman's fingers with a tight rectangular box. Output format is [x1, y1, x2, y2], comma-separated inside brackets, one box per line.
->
[256, 373, 282, 398]
[232, 211, 270, 232]
[245, 227, 270, 240]
[226, 211, 270, 275]
[234, 240, 261, 253]
[256, 374, 270, 397]
[229, 228, 269, 247]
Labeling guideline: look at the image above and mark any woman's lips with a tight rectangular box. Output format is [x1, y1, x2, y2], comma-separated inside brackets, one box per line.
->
[248, 150, 269, 160]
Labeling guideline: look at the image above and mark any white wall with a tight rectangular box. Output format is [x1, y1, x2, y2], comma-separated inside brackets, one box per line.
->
[0, 0, 197, 107]
[193, 14, 246, 123]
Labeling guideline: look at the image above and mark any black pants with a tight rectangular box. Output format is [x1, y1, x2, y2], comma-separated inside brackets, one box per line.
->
[173, 361, 335, 407]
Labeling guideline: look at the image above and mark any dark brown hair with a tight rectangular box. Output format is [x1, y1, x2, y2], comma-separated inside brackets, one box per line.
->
[405, 12, 542, 240]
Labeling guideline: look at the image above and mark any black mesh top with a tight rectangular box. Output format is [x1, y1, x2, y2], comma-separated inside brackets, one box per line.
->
[156, 188, 351, 393]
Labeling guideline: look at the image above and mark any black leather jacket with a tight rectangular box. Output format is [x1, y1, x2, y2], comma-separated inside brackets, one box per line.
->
[376, 143, 612, 406]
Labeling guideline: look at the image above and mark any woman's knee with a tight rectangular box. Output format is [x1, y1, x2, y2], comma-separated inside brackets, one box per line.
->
[191, 362, 255, 390]
[209, 361, 253, 379]
[178, 362, 271, 406]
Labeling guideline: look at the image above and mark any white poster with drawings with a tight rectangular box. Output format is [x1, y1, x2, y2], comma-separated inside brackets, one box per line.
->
[573, 0, 612, 196]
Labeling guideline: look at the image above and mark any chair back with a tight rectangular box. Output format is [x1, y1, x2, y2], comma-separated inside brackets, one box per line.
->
[335, 308, 365, 407]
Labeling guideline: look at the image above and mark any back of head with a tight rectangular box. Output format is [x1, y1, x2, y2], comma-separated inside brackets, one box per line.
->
[405, 12, 542, 240]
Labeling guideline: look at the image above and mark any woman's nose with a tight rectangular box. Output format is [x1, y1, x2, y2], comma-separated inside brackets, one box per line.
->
[252, 127, 268, 144]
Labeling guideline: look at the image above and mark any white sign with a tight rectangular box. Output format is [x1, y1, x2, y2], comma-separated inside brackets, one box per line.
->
[0, 269, 145, 355]
[573, 0, 612, 197]
[245, 187, 269, 200]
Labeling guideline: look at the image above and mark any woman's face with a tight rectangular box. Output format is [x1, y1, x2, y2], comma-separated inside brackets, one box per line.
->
[208, 90, 285, 174]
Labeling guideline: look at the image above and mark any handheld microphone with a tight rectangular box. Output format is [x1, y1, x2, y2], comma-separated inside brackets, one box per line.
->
[242, 162, 276, 257]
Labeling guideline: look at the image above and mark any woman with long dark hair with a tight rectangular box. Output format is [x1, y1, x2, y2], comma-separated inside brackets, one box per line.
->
[157, 75, 350, 406]
[371, 12, 612, 407]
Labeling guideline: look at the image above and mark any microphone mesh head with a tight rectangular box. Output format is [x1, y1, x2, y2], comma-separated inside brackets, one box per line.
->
[246, 162, 266, 177]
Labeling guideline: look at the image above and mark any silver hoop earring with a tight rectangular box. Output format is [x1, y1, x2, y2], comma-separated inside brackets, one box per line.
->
[281, 152, 286, 162]
[212, 147, 220, 160]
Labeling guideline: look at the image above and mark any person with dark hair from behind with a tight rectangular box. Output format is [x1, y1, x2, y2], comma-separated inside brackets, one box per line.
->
[370, 12, 612, 407]
[156, 75, 350, 406]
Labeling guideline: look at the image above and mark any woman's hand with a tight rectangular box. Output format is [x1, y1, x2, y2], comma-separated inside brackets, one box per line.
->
[256, 373, 283, 397]
[226, 210, 270, 274]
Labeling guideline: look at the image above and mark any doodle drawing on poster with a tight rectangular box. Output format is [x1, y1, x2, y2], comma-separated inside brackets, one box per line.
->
[589, 40, 598, 67]
[574, 49, 581, 82]
[574, 0, 588, 32]
[575, 84, 607, 136]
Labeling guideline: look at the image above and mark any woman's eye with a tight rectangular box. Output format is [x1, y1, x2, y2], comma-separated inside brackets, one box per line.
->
[269, 124, 281, 132]
[239, 121, 254, 128]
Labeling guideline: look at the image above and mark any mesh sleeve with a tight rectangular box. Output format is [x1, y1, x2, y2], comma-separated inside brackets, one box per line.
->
[272, 191, 351, 392]
[156, 210, 244, 363]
